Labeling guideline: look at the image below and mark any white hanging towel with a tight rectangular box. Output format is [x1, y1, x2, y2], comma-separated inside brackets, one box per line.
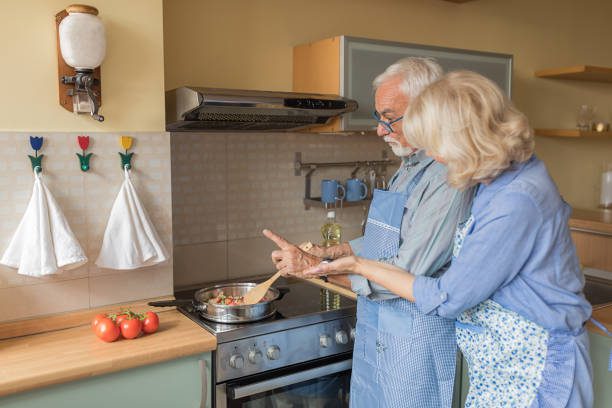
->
[96, 168, 168, 270]
[0, 171, 88, 276]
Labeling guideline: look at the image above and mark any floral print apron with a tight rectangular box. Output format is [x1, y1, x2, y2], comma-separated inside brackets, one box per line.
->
[453, 214, 549, 406]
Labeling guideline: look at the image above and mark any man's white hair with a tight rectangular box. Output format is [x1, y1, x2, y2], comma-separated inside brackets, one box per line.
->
[373, 57, 443, 98]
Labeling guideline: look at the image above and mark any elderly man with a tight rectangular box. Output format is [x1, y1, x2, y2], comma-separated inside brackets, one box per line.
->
[264, 57, 473, 407]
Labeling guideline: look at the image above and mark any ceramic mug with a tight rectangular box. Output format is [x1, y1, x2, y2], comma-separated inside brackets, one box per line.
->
[346, 178, 368, 201]
[321, 179, 346, 204]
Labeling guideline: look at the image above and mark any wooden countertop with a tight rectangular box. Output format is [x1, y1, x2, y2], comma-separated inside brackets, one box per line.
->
[0, 305, 216, 397]
[570, 208, 612, 235]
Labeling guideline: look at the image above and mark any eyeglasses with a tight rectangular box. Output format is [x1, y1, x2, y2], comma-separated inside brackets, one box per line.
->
[372, 111, 403, 133]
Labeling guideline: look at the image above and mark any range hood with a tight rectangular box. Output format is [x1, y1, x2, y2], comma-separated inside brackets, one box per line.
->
[165, 87, 358, 131]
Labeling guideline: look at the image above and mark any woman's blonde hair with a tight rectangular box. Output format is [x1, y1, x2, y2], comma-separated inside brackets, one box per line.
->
[403, 71, 534, 189]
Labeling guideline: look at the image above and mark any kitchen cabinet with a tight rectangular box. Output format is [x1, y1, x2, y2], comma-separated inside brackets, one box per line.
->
[591, 331, 612, 407]
[534, 65, 612, 138]
[293, 36, 512, 132]
[0, 353, 211, 408]
[570, 209, 612, 272]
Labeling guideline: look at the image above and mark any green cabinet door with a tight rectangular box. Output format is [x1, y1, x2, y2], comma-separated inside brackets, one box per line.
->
[591, 331, 612, 408]
[0, 352, 212, 408]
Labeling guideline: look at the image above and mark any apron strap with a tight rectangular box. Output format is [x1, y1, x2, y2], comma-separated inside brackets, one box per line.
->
[590, 317, 612, 372]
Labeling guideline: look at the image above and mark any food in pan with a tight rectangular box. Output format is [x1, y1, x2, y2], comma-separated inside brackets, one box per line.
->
[209, 291, 268, 305]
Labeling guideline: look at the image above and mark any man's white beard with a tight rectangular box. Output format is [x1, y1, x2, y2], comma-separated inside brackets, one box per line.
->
[384, 136, 415, 157]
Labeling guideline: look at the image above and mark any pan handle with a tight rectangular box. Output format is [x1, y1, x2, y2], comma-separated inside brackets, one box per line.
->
[148, 299, 193, 307]
[276, 287, 290, 301]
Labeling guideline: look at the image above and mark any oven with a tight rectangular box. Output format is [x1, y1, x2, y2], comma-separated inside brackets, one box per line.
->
[175, 277, 357, 408]
[216, 354, 352, 408]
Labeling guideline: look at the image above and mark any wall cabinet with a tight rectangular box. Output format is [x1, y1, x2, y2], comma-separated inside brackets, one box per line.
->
[0, 353, 212, 408]
[293, 36, 512, 132]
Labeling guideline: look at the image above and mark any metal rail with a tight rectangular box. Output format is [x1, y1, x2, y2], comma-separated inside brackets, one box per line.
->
[294, 151, 399, 209]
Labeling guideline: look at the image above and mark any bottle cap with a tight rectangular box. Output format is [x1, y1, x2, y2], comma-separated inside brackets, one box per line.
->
[327, 211, 335, 218]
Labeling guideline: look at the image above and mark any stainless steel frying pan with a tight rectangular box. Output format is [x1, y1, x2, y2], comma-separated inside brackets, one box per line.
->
[149, 282, 289, 323]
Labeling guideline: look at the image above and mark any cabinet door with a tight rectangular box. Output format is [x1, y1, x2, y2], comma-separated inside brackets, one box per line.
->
[0, 353, 212, 408]
[341, 36, 513, 131]
[590, 332, 612, 408]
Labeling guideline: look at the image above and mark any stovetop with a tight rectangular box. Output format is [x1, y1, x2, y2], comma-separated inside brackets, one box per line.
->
[175, 276, 357, 343]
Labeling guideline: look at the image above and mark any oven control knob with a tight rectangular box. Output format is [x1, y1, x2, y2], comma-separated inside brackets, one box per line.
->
[350, 327, 356, 342]
[229, 353, 245, 369]
[248, 349, 263, 364]
[266, 345, 280, 360]
[335, 330, 349, 345]
[320, 334, 332, 348]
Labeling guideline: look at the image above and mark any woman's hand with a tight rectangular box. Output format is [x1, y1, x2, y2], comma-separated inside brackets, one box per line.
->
[263, 229, 321, 277]
[302, 256, 360, 277]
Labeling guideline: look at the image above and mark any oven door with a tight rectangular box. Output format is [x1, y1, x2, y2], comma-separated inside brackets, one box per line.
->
[217, 357, 351, 408]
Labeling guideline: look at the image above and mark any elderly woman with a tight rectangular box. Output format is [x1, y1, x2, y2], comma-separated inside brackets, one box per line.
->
[304, 71, 593, 407]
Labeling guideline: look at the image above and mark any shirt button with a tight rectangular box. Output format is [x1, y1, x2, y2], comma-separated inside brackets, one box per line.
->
[439, 292, 448, 302]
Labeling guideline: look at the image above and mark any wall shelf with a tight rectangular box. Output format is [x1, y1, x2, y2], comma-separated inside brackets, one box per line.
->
[303, 198, 372, 210]
[535, 65, 612, 83]
[535, 129, 612, 138]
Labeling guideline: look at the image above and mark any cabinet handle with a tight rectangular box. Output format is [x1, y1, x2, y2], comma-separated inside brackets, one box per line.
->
[199, 357, 208, 408]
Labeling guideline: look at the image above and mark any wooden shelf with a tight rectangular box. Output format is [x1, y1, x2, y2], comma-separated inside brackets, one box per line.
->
[303, 197, 371, 210]
[535, 129, 612, 138]
[535, 65, 612, 83]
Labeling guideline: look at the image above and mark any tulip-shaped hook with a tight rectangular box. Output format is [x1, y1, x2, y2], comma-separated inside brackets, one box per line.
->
[76, 135, 93, 172]
[119, 136, 134, 170]
[28, 136, 44, 173]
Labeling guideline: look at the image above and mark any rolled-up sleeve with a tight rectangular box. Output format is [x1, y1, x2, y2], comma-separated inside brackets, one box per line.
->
[413, 191, 542, 319]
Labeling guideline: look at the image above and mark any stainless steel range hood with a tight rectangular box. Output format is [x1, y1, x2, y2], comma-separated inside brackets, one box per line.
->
[165, 87, 358, 131]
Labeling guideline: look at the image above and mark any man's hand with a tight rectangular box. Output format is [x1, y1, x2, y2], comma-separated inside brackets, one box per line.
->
[263, 229, 322, 277]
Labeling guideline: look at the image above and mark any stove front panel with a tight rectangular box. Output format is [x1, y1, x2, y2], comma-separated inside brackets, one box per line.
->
[216, 316, 356, 383]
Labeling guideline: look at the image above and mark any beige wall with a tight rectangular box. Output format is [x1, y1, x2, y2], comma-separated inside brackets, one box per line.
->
[164, 0, 612, 209]
[1, 0, 165, 132]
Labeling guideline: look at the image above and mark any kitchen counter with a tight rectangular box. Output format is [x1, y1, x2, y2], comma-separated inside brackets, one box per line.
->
[0, 303, 216, 397]
[570, 208, 612, 235]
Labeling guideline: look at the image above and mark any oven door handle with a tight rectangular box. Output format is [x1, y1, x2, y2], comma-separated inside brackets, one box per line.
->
[228, 359, 352, 400]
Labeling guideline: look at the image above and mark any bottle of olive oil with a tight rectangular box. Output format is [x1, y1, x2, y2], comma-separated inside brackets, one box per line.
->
[321, 211, 342, 247]
[320, 211, 342, 310]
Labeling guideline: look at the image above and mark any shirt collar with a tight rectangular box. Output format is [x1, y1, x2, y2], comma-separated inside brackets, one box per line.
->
[401, 149, 432, 169]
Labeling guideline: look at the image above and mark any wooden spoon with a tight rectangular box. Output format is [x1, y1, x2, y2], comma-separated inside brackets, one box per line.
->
[242, 271, 283, 305]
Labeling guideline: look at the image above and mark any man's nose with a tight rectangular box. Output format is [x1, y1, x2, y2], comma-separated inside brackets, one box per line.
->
[376, 123, 389, 137]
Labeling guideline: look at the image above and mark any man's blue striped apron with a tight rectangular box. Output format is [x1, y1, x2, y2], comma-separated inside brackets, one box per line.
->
[350, 163, 457, 408]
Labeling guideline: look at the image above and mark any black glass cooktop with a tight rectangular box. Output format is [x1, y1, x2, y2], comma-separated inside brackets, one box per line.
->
[175, 276, 356, 343]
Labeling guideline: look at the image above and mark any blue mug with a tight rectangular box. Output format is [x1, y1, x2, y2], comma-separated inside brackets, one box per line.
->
[321, 179, 346, 204]
[346, 178, 368, 201]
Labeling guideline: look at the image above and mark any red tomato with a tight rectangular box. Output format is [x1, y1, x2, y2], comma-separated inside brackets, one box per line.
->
[91, 313, 107, 331]
[94, 317, 120, 342]
[120, 318, 143, 339]
[142, 311, 159, 334]
[115, 313, 129, 327]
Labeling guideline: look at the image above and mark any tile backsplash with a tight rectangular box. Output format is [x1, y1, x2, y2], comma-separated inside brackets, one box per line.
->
[171, 131, 394, 288]
[0, 132, 172, 322]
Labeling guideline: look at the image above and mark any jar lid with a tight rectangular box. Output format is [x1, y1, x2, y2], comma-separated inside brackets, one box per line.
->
[65, 4, 99, 15]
